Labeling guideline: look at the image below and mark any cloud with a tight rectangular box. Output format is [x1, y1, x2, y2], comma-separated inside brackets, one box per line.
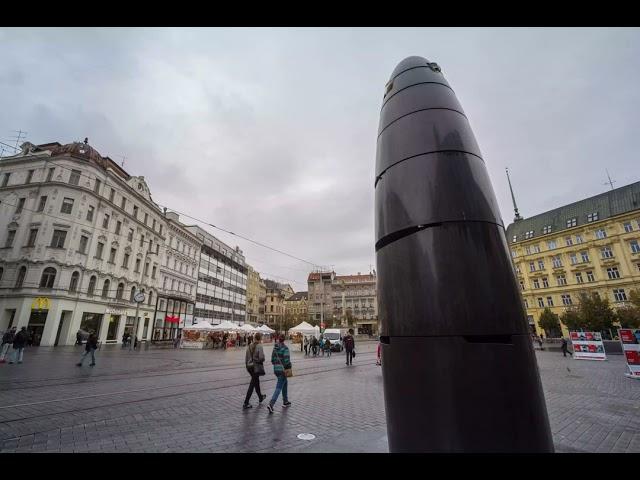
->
[1, 27, 638, 289]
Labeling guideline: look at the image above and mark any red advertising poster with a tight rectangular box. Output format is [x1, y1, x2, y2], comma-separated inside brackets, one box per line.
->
[625, 351, 640, 365]
[569, 331, 606, 361]
[617, 329, 640, 379]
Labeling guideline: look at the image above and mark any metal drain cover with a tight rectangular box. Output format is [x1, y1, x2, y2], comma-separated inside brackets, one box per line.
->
[297, 433, 316, 440]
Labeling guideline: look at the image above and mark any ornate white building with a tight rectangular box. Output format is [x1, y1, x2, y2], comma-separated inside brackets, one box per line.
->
[0, 140, 165, 346]
[153, 211, 201, 341]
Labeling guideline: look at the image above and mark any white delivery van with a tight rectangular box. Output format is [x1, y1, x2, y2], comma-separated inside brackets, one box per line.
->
[323, 328, 343, 352]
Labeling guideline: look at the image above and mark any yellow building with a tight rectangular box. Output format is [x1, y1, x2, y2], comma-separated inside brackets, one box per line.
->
[245, 266, 265, 324]
[284, 291, 308, 327]
[264, 279, 294, 330]
[506, 181, 640, 337]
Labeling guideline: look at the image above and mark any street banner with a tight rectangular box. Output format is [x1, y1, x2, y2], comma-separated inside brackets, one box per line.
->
[618, 329, 640, 379]
[569, 331, 606, 361]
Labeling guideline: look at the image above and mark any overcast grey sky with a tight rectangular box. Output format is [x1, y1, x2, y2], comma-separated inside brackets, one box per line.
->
[1, 27, 638, 290]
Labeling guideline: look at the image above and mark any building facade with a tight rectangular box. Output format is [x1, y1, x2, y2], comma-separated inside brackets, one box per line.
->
[284, 291, 308, 326]
[264, 279, 294, 329]
[331, 272, 378, 334]
[153, 211, 201, 341]
[0, 140, 164, 346]
[186, 225, 247, 325]
[245, 265, 265, 324]
[506, 181, 640, 337]
[307, 271, 335, 324]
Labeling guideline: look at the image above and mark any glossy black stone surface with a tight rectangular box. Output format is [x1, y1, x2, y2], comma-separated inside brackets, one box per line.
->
[375, 56, 554, 452]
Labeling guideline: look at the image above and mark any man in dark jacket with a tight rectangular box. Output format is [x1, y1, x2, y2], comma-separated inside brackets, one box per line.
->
[1, 327, 16, 363]
[77, 332, 98, 367]
[9, 327, 28, 364]
[344, 328, 355, 366]
[561, 338, 569, 357]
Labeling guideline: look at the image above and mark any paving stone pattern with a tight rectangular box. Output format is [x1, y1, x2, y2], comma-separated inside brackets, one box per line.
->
[0, 341, 638, 452]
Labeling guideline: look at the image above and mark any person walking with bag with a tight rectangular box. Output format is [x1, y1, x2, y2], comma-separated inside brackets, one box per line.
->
[344, 328, 355, 366]
[77, 332, 98, 367]
[267, 334, 292, 414]
[0, 327, 16, 363]
[243, 332, 267, 409]
[9, 327, 28, 364]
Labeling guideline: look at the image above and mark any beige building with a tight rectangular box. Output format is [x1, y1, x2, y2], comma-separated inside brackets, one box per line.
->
[506, 181, 640, 337]
[332, 272, 378, 335]
[284, 291, 308, 327]
[264, 279, 294, 330]
[245, 265, 266, 324]
[307, 271, 335, 325]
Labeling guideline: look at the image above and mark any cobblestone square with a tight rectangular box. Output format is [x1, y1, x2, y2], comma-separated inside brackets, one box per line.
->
[0, 341, 638, 453]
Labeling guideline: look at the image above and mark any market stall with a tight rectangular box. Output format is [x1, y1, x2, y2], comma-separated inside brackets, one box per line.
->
[257, 324, 275, 343]
[180, 321, 215, 349]
[212, 321, 241, 347]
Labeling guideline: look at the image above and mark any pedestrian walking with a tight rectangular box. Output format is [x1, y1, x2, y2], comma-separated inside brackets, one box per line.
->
[325, 338, 332, 357]
[267, 334, 292, 414]
[243, 332, 267, 409]
[76, 329, 83, 345]
[344, 328, 355, 366]
[561, 337, 569, 357]
[376, 341, 382, 366]
[0, 326, 16, 363]
[303, 336, 309, 356]
[174, 333, 181, 349]
[9, 327, 28, 364]
[121, 332, 129, 348]
[537, 335, 544, 350]
[77, 332, 98, 367]
[222, 333, 228, 350]
[319, 336, 325, 356]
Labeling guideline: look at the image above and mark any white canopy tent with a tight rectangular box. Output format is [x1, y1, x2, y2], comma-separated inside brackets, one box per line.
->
[238, 323, 257, 332]
[257, 324, 275, 333]
[212, 320, 240, 332]
[288, 321, 317, 336]
[184, 321, 215, 331]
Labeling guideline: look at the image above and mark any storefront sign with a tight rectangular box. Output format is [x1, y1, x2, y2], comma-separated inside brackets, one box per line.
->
[618, 329, 640, 379]
[165, 315, 180, 323]
[570, 331, 606, 361]
[105, 307, 129, 315]
[31, 297, 50, 311]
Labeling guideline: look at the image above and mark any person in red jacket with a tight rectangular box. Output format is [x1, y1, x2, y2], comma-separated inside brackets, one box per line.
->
[376, 341, 381, 366]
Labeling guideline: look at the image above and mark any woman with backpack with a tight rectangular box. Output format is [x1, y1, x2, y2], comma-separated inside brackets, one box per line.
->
[267, 334, 292, 414]
[243, 332, 267, 409]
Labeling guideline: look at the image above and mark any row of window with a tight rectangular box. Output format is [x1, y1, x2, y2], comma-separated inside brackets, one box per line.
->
[168, 236, 198, 259]
[197, 273, 247, 296]
[518, 244, 637, 273]
[161, 276, 194, 296]
[525, 288, 630, 309]
[195, 293, 245, 311]
[164, 256, 196, 277]
[7, 266, 155, 304]
[194, 309, 244, 322]
[521, 266, 627, 291]
[512, 219, 640, 244]
[4, 165, 165, 237]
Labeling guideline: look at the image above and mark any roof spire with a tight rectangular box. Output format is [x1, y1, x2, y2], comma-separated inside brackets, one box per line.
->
[506, 167, 523, 222]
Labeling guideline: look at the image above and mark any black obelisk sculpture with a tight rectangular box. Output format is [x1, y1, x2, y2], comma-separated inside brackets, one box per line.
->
[375, 56, 554, 453]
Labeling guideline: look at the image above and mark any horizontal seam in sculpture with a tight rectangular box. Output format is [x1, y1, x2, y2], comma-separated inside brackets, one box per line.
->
[377, 107, 468, 138]
[375, 219, 505, 252]
[374, 150, 484, 187]
[389, 65, 447, 83]
[382, 81, 453, 109]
